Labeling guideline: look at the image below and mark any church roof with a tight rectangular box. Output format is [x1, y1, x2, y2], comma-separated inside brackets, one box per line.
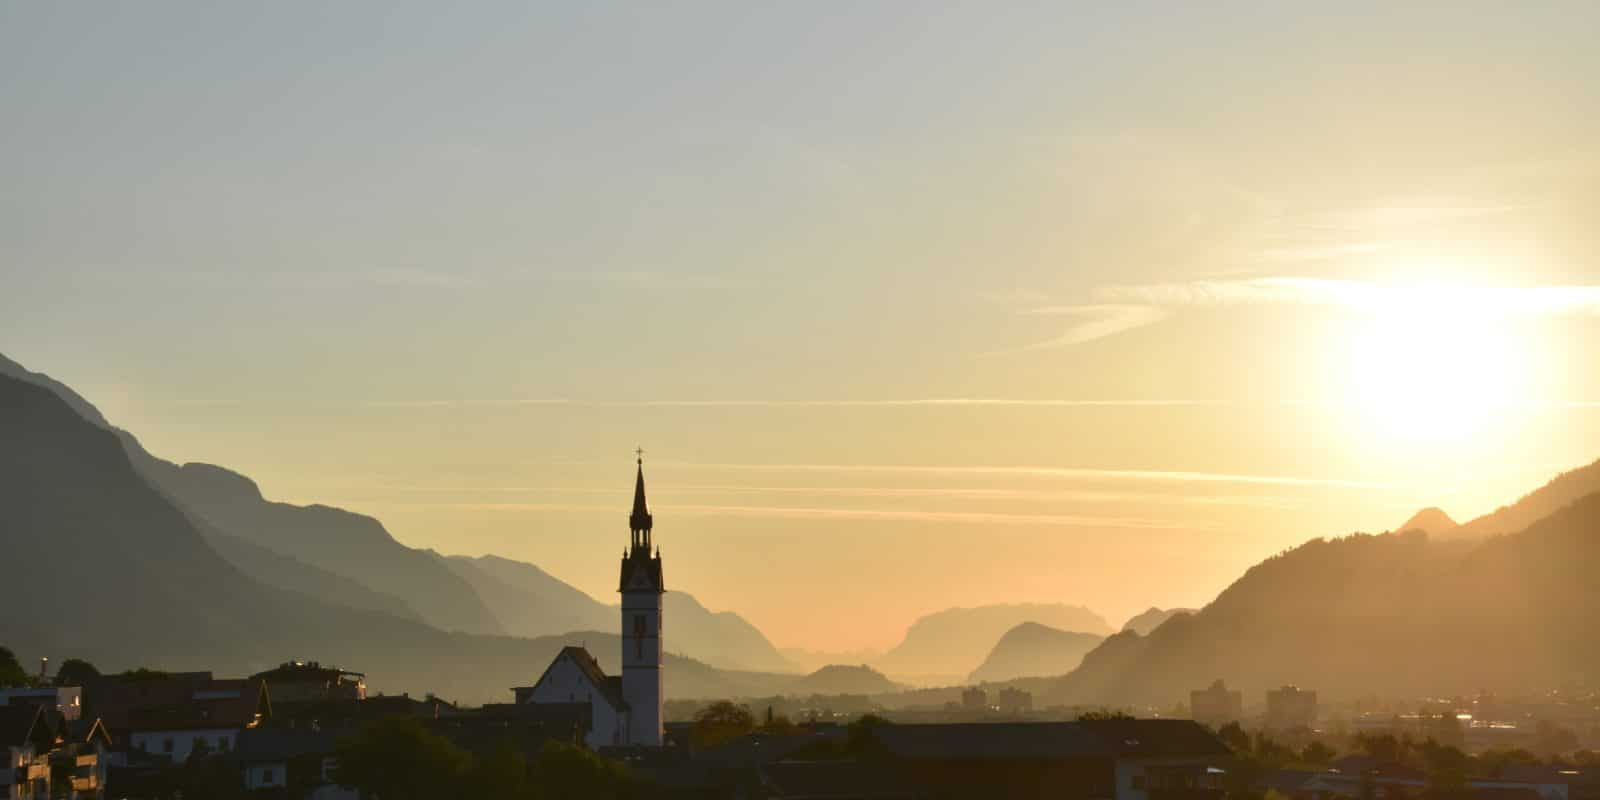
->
[619, 550, 665, 593]
[531, 646, 628, 712]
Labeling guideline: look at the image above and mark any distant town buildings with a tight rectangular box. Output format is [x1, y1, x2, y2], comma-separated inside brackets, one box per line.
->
[1190, 679, 1243, 726]
[1265, 685, 1318, 730]
[997, 687, 1034, 714]
[961, 687, 988, 712]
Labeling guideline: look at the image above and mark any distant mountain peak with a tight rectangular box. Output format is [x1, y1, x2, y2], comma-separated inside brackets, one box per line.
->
[1396, 507, 1457, 536]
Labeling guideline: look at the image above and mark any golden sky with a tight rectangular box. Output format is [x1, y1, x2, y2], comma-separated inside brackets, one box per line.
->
[3, 3, 1598, 650]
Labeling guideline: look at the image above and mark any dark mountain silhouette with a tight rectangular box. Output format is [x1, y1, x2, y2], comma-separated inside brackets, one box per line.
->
[1120, 607, 1196, 635]
[1395, 507, 1458, 536]
[438, 554, 795, 673]
[876, 603, 1113, 681]
[786, 664, 902, 696]
[0, 353, 792, 672]
[1450, 458, 1600, 539]
[1043, 491, 1600, 707]
[134, 460, 505, 636]
[966, 622, 1104, 683]
[0, 372, 791, 704]
[0, 355, 502, 636]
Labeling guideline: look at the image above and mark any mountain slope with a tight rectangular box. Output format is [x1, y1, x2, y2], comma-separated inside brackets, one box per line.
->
[1044, 492, 1600, 707]
[0, 354, 503, 636]
[440, 554, 796, 673]
[133, 460, 504, 636]
[876, 603, 1113, 681]
[0, 372, 784, 704]
[786, 664, 902, 696]
[967, 622, 1104, 683]
[1451, 458, 1600, 539]
[1121, 607, 1196, 636]
[1396, 507, 1458, 536]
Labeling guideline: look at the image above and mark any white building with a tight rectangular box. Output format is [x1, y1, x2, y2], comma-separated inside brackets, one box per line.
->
[517, 455, 666, 748]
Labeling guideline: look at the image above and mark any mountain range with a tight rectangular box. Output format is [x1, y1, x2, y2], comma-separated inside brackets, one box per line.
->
[0, 354, 793, 696]
[966, 622, 1104, 684]
[1042, 459, 1600, 707]
[873, 603, 1113, 684]
[1120, 607, 1196, 636]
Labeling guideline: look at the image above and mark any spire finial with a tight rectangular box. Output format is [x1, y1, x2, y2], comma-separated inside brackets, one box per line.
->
[635, 445, 644, 465]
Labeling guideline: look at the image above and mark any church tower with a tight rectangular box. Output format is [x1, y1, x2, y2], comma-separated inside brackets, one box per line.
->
[618, 452, 664, 746]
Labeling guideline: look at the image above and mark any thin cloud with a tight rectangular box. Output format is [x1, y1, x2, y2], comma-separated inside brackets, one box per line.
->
[375, 500, 1210, 530]
[613, 461, 1392, 490]
[996, 304, 1170, 351]
[364, 397, 1212, 409]
[1103, 276, 1600, 317]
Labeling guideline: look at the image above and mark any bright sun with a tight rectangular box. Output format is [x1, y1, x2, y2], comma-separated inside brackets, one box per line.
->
[1346, 297, 1528, 445]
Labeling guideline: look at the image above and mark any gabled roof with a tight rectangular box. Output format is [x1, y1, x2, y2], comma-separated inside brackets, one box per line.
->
[529, 647, 627, 712]
[119, 678, 271, 732]
[870, 719, 1230, 761]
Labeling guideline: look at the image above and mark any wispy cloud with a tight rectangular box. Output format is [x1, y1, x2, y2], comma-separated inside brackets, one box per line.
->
[1009, 276, 1600, 350]
[375, 500, 1211, 530]
[364, 397, 1212, 409]
[586, 461, 1392, 490]
[993, 304, 1170, 351]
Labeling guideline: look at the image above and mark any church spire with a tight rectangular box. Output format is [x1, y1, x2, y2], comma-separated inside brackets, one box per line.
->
[630, 448, 653, 549]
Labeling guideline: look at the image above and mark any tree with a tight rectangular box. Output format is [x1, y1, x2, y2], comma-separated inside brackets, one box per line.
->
[692, 701, 755, 750]
[0, 646, 27, 687]
[528, 740, 633, 800]
[1077, 709, 1136, 721]
[466, 743, 532, 800]
[54, 658, 100, 687]
[1301, 741, 1336, 765]
[1217, 722, 1251, 754]
[335, 716, 472, 800]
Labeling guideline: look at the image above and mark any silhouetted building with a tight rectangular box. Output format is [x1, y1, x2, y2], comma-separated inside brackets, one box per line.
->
[519, 455, 666, 747]
[1, 705, 53, 800]
[250, 661, 366, 705]
[1264, 685, 1317, 730]
[961, 687, 988, 712]
[0, 687, 82, 722]
[998, 687, 1034, 714]
[1189, 680, 1242, 727]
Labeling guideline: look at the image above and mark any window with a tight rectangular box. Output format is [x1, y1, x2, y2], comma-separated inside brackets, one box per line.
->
[1131, 774, 1146, 790]
[262, 767, 276, 785]
[218, 736, 230, 752]
[162, 738, 174, 754]
[634, 614, 647, 660]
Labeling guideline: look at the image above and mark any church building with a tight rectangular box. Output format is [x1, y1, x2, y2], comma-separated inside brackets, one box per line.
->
[514, 455, 666, 748]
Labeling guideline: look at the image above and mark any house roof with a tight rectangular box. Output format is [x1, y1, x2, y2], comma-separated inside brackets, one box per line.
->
[530, 647, 628, 712]
[870, 720, 1230, 762]
[116, 678, 271, 732]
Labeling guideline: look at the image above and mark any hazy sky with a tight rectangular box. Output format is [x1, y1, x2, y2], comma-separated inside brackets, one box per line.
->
[4, 2, 1599, 651]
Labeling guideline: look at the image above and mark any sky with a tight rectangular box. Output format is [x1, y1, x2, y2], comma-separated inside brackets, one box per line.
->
[3, 2, 1599, 652]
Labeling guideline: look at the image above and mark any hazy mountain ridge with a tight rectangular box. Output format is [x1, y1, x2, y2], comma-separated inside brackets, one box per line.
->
[441, 553, 796, 673]
[966, 622, 1104, 683]
[875, 603, 1113, 682]
[787, 664, 902, 696]
[1450, 457, 1600, 539]
[1044, 489, 1600, 707]
[1120, 607, 1196, 635]
[0, 372, 793, 704]
[1394, 507, 1458, 536]
[0, 353, 793, 674]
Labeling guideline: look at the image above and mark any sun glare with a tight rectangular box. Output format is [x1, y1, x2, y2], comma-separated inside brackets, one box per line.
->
[1346, 290, 1529, 445]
